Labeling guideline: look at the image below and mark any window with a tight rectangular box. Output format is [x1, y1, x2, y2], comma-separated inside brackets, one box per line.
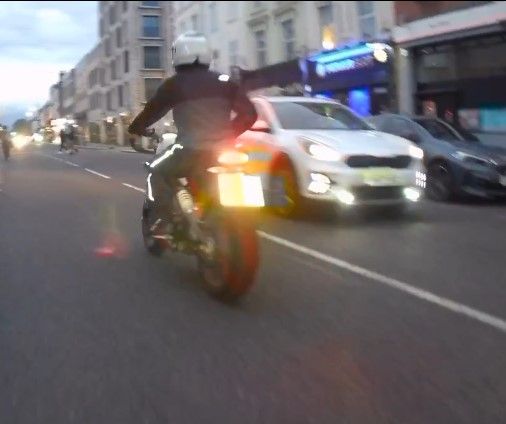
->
[357, 1, 376, 39]
[143, 15, 160, 37]
[118, 85, 124, 108]
[99, 18, 104, 37]
[281, 19, 296, 60]
[109, 3, 116, 25]
[254, 30, 267, 67]
[106, 90, 112, 111]
[105, 37, 111, 57]
[191, 14, 198, 31]
[99, 67, 105, 86]
[180, 20, 187, 35]
[124, 50, 129, 73]
[228, 40, 238, 67]
[318, 4, 333, 35]
[144, 46, 161, 69]
[122, 1, 128, 12]
[142, 1, 159, 6]
[228, 1, 238, 20]
[144, 78, 162, 101]
[209, 2, 218, 32]
[88, 68, 98, 88]
[116, 27, 122, 48]
[110, 59, 117, 80]
[123, 21, 128, 44]
[124, 82, 130, 107]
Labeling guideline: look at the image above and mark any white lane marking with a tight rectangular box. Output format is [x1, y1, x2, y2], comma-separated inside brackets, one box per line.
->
[122, 182, 145, 193]
[64, 160, 80, 167]
[258, 230, 506, 334]
[84, 168, 111, 179]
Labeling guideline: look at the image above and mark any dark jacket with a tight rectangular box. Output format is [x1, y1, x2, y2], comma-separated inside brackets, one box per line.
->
[128, 66, 257, 147]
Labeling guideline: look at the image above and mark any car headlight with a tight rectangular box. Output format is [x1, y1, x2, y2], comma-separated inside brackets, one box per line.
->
[298, 137, 342, 162]
[408, 145, 424, 160]
[451, 151, 494, 166]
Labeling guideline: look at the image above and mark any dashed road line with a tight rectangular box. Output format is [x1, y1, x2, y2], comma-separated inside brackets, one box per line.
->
[258, 230, 506, 334]
[38, 148, 506, 333]
[84, 168, 111, 179]
[122, 182, 145, 193]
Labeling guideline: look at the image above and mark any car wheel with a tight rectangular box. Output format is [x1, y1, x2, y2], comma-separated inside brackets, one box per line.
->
[427, 161, 455, 202]
[270, 159, 302, 218]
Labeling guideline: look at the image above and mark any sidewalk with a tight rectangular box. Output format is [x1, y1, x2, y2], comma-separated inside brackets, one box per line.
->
[78, 142, 148, 154]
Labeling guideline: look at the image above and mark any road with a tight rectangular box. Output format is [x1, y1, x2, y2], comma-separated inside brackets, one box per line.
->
[1, 144, 505, 424]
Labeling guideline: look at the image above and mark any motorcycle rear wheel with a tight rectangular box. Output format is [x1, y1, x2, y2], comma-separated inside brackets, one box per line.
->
[141, 201, 166, 257]
[197, 210, 259, 302]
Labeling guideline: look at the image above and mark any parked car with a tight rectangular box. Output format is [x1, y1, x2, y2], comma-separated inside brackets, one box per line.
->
[367, 114, 506, 201]
[236, 96, 425, 217]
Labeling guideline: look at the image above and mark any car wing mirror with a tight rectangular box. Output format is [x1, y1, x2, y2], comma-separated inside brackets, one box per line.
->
[250, 120, 271, 133]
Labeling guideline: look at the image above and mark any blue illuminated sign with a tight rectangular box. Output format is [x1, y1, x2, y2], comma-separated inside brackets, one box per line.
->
[309, 42, 390, 78]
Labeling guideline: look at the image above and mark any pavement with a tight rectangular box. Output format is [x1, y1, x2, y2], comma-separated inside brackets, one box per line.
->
[1, 144, 505, 424]
[77, 142, 144, 154]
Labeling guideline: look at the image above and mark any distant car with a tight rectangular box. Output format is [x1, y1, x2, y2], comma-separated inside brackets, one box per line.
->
[367, 114, 506, 201]
[236, 96, 424, 217]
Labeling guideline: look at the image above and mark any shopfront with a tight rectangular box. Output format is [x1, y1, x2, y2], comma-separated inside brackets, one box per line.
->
[412, 32, 506, 138]
[305, 42, 395, 117]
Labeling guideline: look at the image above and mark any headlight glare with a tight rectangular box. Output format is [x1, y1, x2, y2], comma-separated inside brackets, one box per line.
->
[409, 145, 424, 159]
[298, 138, 342, 161]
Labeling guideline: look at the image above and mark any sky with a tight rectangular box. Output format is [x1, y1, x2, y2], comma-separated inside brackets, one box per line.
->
[0, 1, 97, 126]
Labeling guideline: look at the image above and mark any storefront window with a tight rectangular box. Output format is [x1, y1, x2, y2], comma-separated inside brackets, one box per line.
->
[415, 45, 457, 83]
[457, 36, 506, 80]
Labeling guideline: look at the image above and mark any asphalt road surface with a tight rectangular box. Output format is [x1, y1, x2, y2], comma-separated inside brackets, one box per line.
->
[1, 144, 505, 424]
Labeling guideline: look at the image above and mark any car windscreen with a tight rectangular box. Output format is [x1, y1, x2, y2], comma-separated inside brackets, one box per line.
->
[271, 102, 372, 131]
[452, 126, 480, 143]
[413, 119, 461, 142]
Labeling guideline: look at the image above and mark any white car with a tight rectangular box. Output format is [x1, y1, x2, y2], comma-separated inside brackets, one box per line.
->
[237, 96, 425, 217]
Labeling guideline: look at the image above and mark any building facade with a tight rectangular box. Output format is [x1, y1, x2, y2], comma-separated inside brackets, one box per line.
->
[95, 0, 174, 145]
[172, 1, 396, 116]
[393, 1, 506, 141]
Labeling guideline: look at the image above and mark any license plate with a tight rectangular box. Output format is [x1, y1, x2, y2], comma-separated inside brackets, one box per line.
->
[360, 167, 398, 186]
[217, 173, 265, 207]
[500, 176, 506, 186]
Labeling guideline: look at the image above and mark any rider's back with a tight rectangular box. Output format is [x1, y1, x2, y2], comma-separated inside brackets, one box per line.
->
[159, 66, 240, 146]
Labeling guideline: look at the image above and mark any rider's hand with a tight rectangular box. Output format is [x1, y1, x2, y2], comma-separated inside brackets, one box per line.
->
[144, 128, 156, 137]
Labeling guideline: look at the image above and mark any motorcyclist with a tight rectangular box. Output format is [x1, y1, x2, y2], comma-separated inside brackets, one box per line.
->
[128, 31, 257, 235]
[0, 125, 12, 160]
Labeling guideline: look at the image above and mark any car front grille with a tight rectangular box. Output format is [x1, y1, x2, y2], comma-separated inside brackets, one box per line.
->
[346, 155, 412, 169]
[353, 186, 405, 201]
[497, 165, 506, 176]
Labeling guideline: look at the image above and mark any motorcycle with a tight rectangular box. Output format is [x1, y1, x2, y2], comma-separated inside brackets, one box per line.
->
[141, 131, 266, 301]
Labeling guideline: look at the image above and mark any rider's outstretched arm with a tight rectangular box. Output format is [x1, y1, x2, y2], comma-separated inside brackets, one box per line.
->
[229, 82, 258, 139]
[128, 78, 177, 136]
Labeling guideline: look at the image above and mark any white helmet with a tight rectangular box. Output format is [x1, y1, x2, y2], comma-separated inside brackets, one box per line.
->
[171, 31, 212, 68]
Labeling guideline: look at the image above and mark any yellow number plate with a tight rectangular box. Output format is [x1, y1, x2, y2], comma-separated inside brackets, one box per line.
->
[217, 173, 265, 207]
[360, 167, 398, 186]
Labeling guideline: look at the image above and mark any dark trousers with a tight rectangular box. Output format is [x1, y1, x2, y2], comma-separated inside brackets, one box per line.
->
[147, 144, 212, 220]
